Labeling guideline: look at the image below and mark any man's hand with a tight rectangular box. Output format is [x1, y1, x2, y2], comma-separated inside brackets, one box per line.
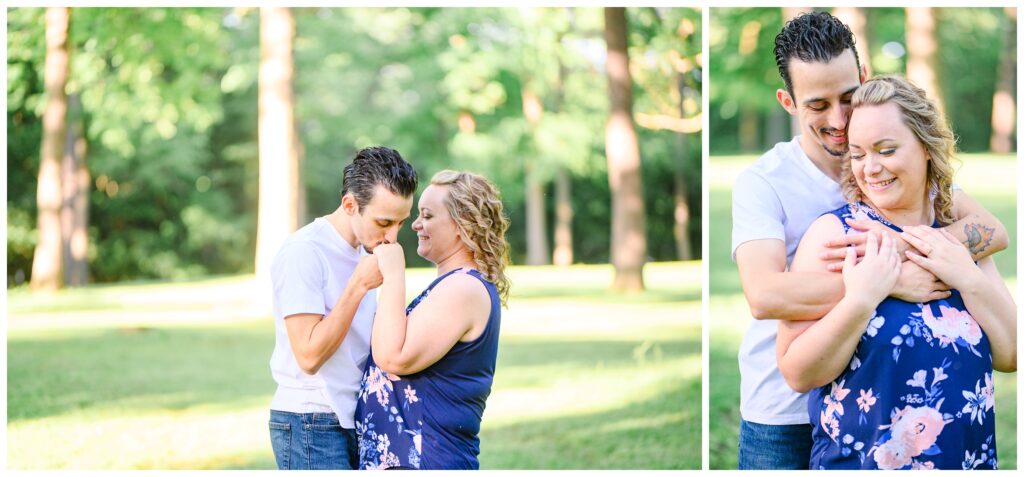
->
[889, 257, 952, 303]
[902, 225, 984, 292]
[373, 242, 406, 279]
[821, 218, 911, 271]
[350, 254, 383, 292]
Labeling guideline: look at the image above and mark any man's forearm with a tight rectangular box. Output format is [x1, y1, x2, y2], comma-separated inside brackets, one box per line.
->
[744, 271, 844, 321]
[945, 192, 1008, 261]
[303, 282, 369, 373]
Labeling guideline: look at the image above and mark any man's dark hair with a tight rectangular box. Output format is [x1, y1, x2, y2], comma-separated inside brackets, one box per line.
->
[340, 146, 418, 211]
[774, 11, 861, 99]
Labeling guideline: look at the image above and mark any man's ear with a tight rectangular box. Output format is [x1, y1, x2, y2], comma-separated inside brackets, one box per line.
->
[341, 193, 357, 215]
[776, 89, 797, 115]
[860, 63, 868, 83]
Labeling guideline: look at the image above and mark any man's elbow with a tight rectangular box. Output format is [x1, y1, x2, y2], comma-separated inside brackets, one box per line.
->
[747, 291, 783, 320]
[295, 351, 325, 375]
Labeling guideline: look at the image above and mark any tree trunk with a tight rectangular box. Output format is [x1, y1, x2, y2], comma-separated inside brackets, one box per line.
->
[833, 7, 871, 76]
[990, 7, 1016, 153]
[906, 7, 943, 115]
[522, 87, 550, 266]
[782, 7, 813, 137]
[551, 30, 573, 267]
[739, 106, 759, 152]
[673, 72, 692, 261]
[552, 167, 573, 266]
[32, 7, 70, 292]
[61, 93, 90, 286]
[604, 7, 646, 292]
[255, 7, 301, 280]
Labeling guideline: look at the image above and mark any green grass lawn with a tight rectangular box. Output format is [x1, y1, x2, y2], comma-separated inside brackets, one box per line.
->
[709, 153, 1018, 469]
[7, 261, 700, 469]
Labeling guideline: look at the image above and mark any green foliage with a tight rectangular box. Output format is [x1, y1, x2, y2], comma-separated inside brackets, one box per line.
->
[710, 7, 1016, 155]
[8, 7, 699, 286]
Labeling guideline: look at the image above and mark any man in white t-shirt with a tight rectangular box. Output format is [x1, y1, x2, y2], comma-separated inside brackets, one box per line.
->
[268, 146, 418, 470]
[731, 12, 1008, 469]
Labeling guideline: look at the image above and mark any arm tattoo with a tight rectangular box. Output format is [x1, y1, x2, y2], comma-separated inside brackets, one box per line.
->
[962, 222, 995, 257]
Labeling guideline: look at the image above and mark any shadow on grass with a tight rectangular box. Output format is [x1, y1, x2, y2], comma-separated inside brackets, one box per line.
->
[478, 374, 701, 469]
[8, 324, 276, 422]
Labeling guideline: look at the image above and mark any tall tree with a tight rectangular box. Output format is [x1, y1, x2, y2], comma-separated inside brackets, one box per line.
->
[833, 7, 871, 76]
[31, 7, 71, 292]
[551, 16, 573, 267]
[522, 86, 550, 266]
[604, 7, 646, 292]
[990, 7, 1016, 154]
[255, 7, 301, 281]
[905, 7, 943, 114]
[61, 93, 89, 286]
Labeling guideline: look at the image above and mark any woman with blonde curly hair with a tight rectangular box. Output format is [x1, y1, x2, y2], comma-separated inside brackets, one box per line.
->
[354, 170, 510, 470]
[776, 75, 1016, 469]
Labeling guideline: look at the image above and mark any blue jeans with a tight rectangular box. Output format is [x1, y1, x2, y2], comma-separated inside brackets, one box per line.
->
[269, 410, 358, 470]
[737, 419, 812, 470]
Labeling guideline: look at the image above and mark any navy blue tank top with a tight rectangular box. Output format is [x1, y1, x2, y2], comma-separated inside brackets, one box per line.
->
[355, 268, 501, 469]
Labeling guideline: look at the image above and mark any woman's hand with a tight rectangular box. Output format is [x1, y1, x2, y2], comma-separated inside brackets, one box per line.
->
[842, 231, 900, 311]
[373, 242, 406, 279]
[901, 225, 981, 291]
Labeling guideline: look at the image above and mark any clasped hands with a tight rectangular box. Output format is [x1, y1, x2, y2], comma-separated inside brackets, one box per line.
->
[351, 242, 407, 291]
[823, 218, 973, 302]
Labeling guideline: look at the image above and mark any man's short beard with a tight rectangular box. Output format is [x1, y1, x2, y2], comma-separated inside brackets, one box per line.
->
[823, 144, 847, 157]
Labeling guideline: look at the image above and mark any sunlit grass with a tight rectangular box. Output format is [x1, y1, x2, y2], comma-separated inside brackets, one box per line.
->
[8, 261, 700, 469]
[708, 153, 1017, 469]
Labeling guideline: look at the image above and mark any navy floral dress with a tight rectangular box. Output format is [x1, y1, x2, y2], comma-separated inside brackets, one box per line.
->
[354, 268, 501, 470]
[808, 202, 997, 470]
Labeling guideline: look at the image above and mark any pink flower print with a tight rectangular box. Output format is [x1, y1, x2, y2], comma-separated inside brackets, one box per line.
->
[981, 373, 995, 411]
[824, 380, 851, 418]
[912, 460, 936, 470]
[894, 406, 946, 455]
[404, 386, 419, 404]
[857, 388, 877, 413]
[874, 439, 913, 470]
[874, 406, 946, 470]
[921, 305, 961, 346]
[366, 366, 394, 407]
[820, 410, 841, 442]
[950, 307, 983, 346]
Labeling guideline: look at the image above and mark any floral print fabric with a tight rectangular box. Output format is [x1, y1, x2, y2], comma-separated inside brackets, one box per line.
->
[354, 268, 500, 470]
[808, 203, 997, 470]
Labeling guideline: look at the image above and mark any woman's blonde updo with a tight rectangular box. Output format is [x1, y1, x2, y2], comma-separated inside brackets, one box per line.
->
[430, 170, 511, 306]
[841, 74, 959, 225]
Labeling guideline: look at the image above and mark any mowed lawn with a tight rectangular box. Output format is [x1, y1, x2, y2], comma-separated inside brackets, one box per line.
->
[709, 153, 1018, 469]
[8, 261, 700, 469]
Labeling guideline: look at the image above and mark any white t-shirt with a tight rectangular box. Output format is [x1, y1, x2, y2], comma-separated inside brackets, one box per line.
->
[731, 136, 846, 425]
[269, 217, 377, 428]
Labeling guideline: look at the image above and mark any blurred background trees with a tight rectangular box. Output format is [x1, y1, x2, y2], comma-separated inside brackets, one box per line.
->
[709, 7, 1017, 156]
[8, 7, 703, 291]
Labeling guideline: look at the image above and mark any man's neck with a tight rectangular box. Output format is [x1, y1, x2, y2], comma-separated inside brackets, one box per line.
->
[798, 135, 843, 183]
[325, 206, 359, 249]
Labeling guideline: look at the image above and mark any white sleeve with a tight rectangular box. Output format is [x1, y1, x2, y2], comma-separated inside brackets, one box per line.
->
[731, 169, 786, 261]
[271, 243, 327, 319]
